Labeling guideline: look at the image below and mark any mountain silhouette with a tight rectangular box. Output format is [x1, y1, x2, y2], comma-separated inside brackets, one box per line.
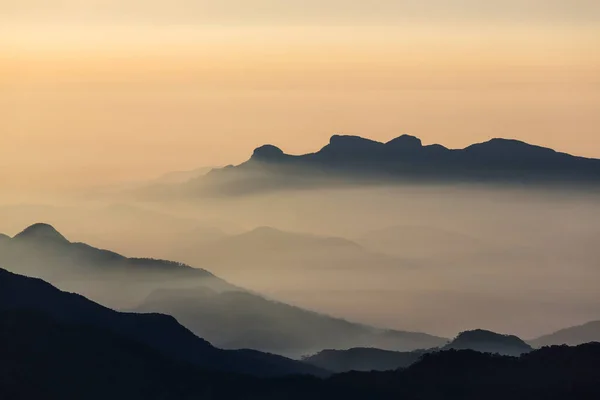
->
[192, 134, 600, 195]
[0, 268, 326, 377]
[0, 222, 229, 309]
[303, 347, 427, 373]
[1, 270, 599, 399]
[0, 223, 446, 356]
[443, 329, 532, 356]
[304, 329, 534, 372]
[14, 222, 69, 243]
[530, 320, 600, 348]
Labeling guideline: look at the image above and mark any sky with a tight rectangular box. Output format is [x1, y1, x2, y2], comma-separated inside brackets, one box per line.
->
[1, 0, 600, 190]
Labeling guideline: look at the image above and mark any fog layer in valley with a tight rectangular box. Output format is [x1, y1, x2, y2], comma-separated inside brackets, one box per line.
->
[1, 182, 598, 342]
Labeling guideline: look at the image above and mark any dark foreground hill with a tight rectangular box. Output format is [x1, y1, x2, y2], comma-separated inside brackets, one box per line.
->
[191, 134, 600, 195]
[1, 302, 599, 400]
[0, 268, 325, 378]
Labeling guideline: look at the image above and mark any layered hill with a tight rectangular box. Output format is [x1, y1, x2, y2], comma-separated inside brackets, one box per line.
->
[172, 226, 411, 276]
[134, 286, 443, 357]
[0, 223, 446, 356]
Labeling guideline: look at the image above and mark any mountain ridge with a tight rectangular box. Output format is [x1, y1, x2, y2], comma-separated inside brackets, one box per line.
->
[530, 320, 600, 348]
[0, 268, 326, 377]
[443, 329, 532, 356]
[192, 134, 600, 195]
[0, 223, 447, 356]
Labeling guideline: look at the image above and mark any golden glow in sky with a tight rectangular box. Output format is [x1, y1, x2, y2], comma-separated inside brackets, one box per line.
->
[1, 1, 599, 189]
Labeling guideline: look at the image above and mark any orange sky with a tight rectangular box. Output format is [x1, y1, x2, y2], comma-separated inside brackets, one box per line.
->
[1, 2, 600, 190]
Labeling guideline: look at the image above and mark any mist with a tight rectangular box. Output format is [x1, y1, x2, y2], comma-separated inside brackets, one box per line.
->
[1, 182, 599, 341]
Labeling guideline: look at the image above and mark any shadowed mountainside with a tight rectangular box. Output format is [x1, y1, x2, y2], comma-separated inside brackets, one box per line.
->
[0, 268, 326, 377]
[530, 320, 600, 348]
[303, 348, 427, 373]
[2, 304, 599, 400]
[134, 286, 445, 357]
[189, 134, 600, 195]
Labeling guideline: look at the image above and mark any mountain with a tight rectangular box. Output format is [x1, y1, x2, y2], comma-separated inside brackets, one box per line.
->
[0, 268, 326, 377]
[14, 222, 69, 242]
[0, 223, 446, 356]
[173, 226, 403, 274]
[327, 343, 600, 400]
[0, 309, 285, 400]
[530, 320, 600, 348]
[443, 329, 532, 356]
[0, 222, 230, 309]
[0, 202, 231, 259]
[134, 286, 446, 357]
[189, 134, 600, 195]
[171, 226, 417, 285]
[303, 348, 427, 373]
[2, 285, 600, 400]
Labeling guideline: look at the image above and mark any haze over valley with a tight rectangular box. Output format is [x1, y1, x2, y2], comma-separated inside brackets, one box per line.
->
[1, 135, 599, 341]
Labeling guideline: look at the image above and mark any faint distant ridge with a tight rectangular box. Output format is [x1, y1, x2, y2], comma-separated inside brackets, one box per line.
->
[7, 222, 210, 276]
[443, 329, 532, 356]
[194, 134, 600, 195]
[303, 347, 427, 373]
[530, 320, 600, 348]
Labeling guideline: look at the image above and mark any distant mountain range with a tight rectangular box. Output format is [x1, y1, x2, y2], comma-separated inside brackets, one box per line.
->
[173, 226, 413, 277]
[188, 134, 600, 195]
[0, 223, 446, 356]
[530, 320, 600, 348]
[304, 329, 533, 373]
[0, 223, 230, 309]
